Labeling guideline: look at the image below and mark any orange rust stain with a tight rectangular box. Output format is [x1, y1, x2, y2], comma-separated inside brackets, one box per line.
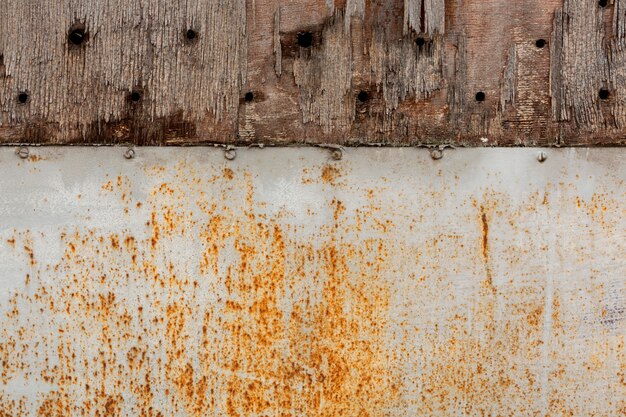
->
[110, 235, 120, 250]
[478, 205, 495, 293]
[164, 303, 214, 417]
[301, 167, 313, 184]
[6, 238, 15, 248]
[156, 183, 175, 196]
[150, 212, 160, 249]
[415, 282, 552, 415]
[575, 192, 619, 232]
[552, 296, 563, 333]
[23, 244, 35, 266]
[331, 198, 345, 222]
[104, 395, 121, 416]
[199, 215, 223, 275]
[216, 186, 396, 417]
[480, 207, 489, 260]
[37, 392, 70, 417]
[526, 306, 544, 327]
[321, 164, 342, 185]
[223, 167, 234, 180]
[1, 171, 622, 417]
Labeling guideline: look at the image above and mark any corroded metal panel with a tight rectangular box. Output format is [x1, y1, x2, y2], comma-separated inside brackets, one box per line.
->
[0, 147, 624, 416]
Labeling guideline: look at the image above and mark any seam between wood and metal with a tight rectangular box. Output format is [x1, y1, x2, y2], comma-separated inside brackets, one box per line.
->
[1, 143, 624, 148]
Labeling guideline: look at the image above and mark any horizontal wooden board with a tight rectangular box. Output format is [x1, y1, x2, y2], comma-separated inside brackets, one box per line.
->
[1, 0, 626, 146]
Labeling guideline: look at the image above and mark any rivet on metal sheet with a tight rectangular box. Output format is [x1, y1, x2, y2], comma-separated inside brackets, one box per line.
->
[537, 151, 547, 163]
[224, 146, 237, 161]
[330, 149, 343, 161]
[16, 146, 29, 159]
[124, 147, 136, 159]
[430, 149, 443, 160]
[317, 144, 344, 161]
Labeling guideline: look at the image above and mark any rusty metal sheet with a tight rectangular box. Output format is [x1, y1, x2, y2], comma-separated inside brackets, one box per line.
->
[0, 147, 624, 417]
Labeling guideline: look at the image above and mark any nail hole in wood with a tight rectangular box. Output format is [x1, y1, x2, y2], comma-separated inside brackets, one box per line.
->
[186, 29, 198, 42]
[598, 0, 608, 7]
[129, 91, 142, 103]
[69, 28, 86, 46]
[599, 88, 610, 100]
[416, 37, 426, 47]
[535, 39, 546, 48]
[297, 32, 313, 48]
[357, 91, 369, 103]
[244, 92, 254, 102]
[475, 91, 486, 102]
[17, 92, 29, 104]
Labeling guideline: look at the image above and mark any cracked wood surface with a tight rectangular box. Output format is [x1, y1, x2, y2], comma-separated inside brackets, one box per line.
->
[1, 0, 625, 146]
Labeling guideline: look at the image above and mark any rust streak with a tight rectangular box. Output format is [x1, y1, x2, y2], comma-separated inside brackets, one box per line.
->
[480, 208, 489, 260]
[479, 205, 495, 293]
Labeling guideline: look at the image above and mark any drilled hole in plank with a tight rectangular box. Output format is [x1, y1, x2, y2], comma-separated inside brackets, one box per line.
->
[535, 39, 546, 48]
[475, 92, 486, 102]
[599, 88, 610, 100]
[599, 0, 608, 7]
[69, 28, 86, 45]
[297, 32, 313, 48]
[357, 91, 369, 103]
[186, 29, 198, 41]
[244, 92, 254, 102]
[416, 37, 426, 47]
[17, 92, 29, 104]
[129, 91, 142, 103]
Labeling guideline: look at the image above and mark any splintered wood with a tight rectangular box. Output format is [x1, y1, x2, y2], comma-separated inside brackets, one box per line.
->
[1, 0, 625, 145]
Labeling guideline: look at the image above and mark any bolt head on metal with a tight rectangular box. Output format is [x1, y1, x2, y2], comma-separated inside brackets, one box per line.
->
[124, 148, 136, 159]
[537, 151, 547, 163]
[224, 148, 237, 161]
[430, 149, 443, 160]
[331, 149, 343, 161]
[17, 146, 29, 159]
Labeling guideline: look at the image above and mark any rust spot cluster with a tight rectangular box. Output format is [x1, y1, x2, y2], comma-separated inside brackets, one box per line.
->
[0, 163, 399, 417]
[0, 164, 623, 417]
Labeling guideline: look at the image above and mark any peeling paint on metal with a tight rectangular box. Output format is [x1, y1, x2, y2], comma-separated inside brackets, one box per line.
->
[0, 148, 624, 416]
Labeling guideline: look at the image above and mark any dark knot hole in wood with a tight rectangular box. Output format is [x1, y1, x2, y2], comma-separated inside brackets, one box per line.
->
[598, 0, 609, 8]
[535, 39, 546, 49]
[475, 92, 486, 102]
[244, 92, 255, 102]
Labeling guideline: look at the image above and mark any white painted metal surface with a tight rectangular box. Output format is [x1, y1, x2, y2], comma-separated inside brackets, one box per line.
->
[0, 147, 624, 416]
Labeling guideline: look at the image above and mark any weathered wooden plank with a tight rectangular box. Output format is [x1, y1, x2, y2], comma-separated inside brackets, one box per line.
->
[0, 0, 247, 145]
[1, 0, 625, 145]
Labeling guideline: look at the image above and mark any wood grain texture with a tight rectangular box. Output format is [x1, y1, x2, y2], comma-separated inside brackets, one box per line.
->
[1, 0, 625, 146]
